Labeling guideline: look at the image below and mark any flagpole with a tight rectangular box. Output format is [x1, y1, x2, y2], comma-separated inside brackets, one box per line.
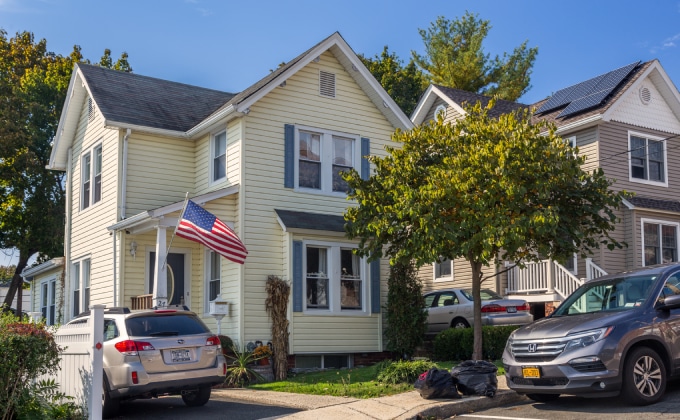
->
[162, 192, 190, 270]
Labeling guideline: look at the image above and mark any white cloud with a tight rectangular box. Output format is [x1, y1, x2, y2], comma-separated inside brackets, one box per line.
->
[649, 33, 680, 53]
[197, 7, 213, 16]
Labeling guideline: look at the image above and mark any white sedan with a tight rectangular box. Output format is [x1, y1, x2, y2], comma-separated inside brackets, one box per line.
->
[424, 288, 533, 334]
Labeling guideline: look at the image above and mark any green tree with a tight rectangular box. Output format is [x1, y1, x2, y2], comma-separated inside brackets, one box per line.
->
[412, 13, 538, 101]
[383, 260, 427, 358]
[0, 30, 131, 312]
[344, 102, 627, 359]
[359, 46, 428, 116]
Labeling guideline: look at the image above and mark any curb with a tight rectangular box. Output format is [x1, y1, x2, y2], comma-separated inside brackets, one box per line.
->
[402, 390, 529, 419]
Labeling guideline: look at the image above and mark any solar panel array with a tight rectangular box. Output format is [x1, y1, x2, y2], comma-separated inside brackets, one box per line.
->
[535, 61, 640, 118]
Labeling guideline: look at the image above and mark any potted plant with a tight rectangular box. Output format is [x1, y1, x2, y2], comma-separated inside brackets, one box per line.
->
[253, 345, 272, 366]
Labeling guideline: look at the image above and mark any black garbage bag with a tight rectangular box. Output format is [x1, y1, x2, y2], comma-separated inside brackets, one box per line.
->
[413, 368, 460, 399]
[451, 360, 498, 397]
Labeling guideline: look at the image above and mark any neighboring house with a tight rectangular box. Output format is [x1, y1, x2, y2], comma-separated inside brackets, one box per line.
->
[412, 61, 680, 319]
[20, 257, 64, 323]
[46, 32, 412, 368]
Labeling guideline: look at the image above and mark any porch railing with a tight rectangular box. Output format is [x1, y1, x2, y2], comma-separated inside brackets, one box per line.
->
[506, 259, 608, 300]
[585, 258, 608, 280]
[131, 294, 153, 310]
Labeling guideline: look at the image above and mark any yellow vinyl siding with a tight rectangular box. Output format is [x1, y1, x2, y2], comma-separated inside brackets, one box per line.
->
[291, 315, 380, 353]
[239, 51, 394, 350]
[194, 119, 241, 196]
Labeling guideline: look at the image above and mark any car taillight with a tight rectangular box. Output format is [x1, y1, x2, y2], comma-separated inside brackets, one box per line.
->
[154, 309, 177, 313]
[114, 340, 155, 355]
[131, 371, 139, 384]
[481, 304, 506, 313]
[517, 303, 531, 312]
[206, 335, 220, 346]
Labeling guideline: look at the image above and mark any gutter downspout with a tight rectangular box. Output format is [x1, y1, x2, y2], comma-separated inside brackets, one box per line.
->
[114, 129, 131, 307]
[65, 148, 73, 319]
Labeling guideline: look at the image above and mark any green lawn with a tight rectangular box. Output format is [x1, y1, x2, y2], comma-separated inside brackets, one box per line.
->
[249, 360, 503, 399]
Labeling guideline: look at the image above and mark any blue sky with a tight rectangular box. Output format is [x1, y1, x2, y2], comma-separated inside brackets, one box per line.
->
[1, 0, 680, 265]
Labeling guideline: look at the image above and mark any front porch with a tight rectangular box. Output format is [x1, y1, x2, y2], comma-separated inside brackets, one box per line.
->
[505, 258, 607, 302]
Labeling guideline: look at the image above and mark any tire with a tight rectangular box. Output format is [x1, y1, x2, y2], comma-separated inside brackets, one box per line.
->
[102, 375, 120, 419]
[526, 393, 560, 403]
[451, 317, 470, 329]
[182, 385, 212, 407]
[621, 347, 666, 406]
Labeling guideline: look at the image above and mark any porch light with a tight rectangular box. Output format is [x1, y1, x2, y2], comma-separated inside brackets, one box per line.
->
[130, 240, 137, 259]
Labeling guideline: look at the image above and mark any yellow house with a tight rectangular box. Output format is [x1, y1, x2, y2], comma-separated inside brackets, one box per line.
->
[47, 32, 412, 368]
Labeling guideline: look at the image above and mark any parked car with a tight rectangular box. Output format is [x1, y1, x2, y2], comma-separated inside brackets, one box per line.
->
[503, 263, 680, 405]
[65, 307, 226, 418]
[424, 288, 533, 334]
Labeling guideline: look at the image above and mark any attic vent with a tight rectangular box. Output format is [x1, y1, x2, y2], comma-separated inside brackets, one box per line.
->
[87, 97, 95, 120]
[639, 87, 651, 105]
[319, 71, 336, 98]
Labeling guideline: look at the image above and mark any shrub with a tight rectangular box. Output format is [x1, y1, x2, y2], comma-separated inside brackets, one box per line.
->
[376, 359, 438, 384]
[433, 325, 519, 361]
[384, 261, 427, 358]
[218, 334, 234, 353]
[0, 312, 62, 420]
[225, 346, 264, 387]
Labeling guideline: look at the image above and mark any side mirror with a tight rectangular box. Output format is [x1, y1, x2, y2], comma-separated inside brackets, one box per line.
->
[655, 294, 680, 311]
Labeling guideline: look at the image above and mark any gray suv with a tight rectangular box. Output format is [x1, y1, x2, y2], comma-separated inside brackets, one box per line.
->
[67, 307, 226, 418]
[503, 263, 680, 405]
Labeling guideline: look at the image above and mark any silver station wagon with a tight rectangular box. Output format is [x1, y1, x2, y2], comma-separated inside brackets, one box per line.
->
[66, 308, 227, 418]
[503, 263, 680, 405]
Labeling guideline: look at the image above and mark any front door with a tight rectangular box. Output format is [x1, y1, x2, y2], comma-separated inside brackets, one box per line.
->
[149, 252, 186, 306]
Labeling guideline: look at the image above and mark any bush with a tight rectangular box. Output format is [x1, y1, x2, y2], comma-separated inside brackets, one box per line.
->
[433, 325, 519, 361]
[376, 359, 438, 384]
[0, 312, 63, 419]
[384, 261, 427, 358]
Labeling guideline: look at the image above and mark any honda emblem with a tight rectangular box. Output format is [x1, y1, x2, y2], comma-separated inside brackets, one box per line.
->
[528, 343, 537, 353]
[177, 339, 185, 344]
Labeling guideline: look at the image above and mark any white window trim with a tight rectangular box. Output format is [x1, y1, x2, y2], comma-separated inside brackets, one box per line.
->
[293, 125, 361, 197]
[641, 218, 680, 266]
[433, 259, 454, 283]
[80, 142, 103, 211]
[203, 249, 221, 316]
[628, 131, 668, 187]
[565, 254, 578, 275]
[209, 129, 227, 185]
[302, 239, 369, 316]
[40, 277, 57, 325]
[71, 257, 91, 319]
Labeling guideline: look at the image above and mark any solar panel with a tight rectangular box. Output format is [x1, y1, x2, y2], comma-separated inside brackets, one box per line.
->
[535, 61, 640, 116]
[557, 89, 611, 118]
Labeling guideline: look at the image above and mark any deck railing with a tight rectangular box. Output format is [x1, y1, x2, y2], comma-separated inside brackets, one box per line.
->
[131, 294, 153, 310]
[506, 259, 601, 300]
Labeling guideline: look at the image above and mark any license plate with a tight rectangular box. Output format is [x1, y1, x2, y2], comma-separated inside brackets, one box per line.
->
[171, 349, 191, 363]
[522, 366, 541, 378]
[507, 306, 517, 313]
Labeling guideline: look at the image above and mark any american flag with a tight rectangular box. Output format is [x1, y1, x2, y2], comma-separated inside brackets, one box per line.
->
[176, 200, 248, 264]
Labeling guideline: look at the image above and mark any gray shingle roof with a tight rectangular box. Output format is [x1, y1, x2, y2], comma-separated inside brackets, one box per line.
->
[79, 64, 236, 132]
[433, 85, 529, 118]
[275, 209, 346, 232]
[628, 196, 680, 213]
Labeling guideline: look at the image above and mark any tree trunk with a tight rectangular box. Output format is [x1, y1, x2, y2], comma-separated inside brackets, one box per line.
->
[470, 259, 483, 360]
[3, 254, 31, 314]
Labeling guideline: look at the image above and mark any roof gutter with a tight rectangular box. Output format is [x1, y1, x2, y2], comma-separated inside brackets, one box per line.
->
[186, 104, 240, 138]
[554, 114, 603, 135]
[104, 120, 189, 139]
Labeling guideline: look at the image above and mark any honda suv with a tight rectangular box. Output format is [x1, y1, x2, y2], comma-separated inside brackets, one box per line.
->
[503, 263, 680, 405]
[66, 307, 226, 418]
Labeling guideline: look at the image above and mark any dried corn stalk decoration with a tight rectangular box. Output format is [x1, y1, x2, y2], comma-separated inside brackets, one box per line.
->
[265, 275, 290, 380]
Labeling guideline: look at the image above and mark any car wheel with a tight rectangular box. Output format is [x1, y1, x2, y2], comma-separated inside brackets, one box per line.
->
[526, 393, 560, 403]
[621, 347, 666, 405]
[451, 317, 469, 329]
[102, 375, 120, 419]
[182, 385, 212, 407]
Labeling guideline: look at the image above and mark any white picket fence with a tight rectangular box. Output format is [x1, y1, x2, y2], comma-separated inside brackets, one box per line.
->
[49, 305, 104, 420]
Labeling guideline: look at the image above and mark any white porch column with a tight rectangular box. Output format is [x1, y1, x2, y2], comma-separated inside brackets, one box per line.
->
[153, 226, 168, 308]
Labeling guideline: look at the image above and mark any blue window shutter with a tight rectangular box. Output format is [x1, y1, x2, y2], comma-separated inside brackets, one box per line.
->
[293, 240, 303, 312]
[370, 259, 381, 313]
[284, 124, 295, 188]
[361, 137, 370, 180]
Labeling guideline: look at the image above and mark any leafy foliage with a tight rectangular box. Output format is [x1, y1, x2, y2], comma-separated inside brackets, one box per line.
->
[412, 13, 538, 101]
[433, 325, 519, 361]
[344, 101, 627, 358]
[225, 346, 264, 387]
[375, 359, 437, 384]
[359, 46, 428, 116]
[383, 261, 427, 358]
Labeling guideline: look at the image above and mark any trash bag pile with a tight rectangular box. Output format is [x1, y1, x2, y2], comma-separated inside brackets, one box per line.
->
[414, 360, 498, 400]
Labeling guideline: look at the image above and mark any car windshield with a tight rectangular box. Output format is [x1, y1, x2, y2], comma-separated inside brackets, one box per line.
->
[460, 289, 502, 301]
[553, 274, 657, 316]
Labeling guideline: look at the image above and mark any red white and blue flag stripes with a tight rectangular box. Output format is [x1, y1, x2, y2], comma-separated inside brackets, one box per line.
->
[176, 200, 248, 264]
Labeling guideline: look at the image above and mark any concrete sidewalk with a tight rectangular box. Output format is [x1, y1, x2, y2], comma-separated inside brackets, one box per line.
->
[212, 376, 528, 419]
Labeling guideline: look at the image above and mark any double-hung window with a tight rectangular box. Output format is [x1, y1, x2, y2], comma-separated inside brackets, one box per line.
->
[205, 250, 221, 307]
[297, 127, 360, 194]
[40, 278, 57, 325]
[72, 258, 91, 318]
[629, 132, 666, 186]
[305, 241, 366, 313]
[211, 131, 227, 183]
[642, 219, 679, 266]
[81, 144, 103, 209]
[434, 258, 453, 282]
